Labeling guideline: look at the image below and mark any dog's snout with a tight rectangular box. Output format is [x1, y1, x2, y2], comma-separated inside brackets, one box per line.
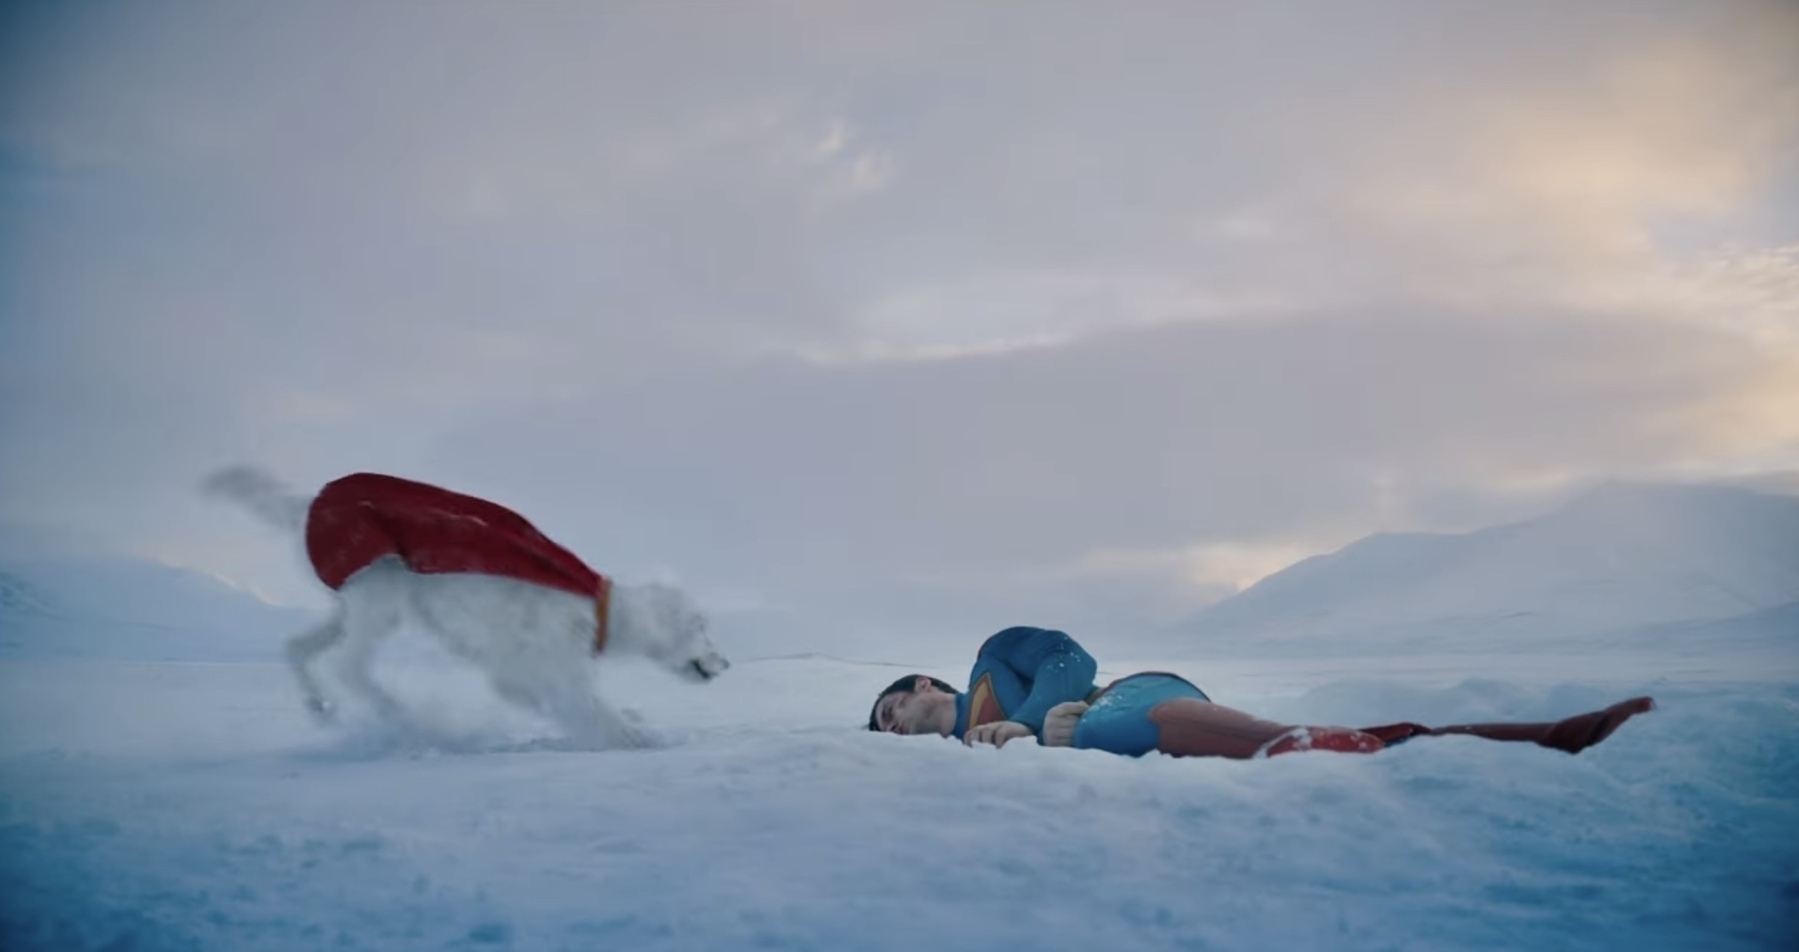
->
[690, 658, 715, 680]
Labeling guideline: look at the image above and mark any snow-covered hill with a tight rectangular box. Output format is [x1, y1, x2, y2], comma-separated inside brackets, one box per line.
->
[1172, 483, 1799, 655]
[0, 552, 312, 662]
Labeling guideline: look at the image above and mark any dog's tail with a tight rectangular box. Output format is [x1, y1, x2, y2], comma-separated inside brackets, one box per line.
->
[202, 465, 310, 535]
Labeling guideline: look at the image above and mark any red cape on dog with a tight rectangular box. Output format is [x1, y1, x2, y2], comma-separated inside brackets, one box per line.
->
[304, 473, 613, 652]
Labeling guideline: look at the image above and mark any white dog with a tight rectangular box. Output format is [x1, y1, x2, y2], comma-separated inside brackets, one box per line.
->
[203, 466, 728, 748]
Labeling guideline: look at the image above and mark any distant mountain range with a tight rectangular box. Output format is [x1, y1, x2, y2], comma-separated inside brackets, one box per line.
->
[1171, 483, 1799, 654]
[0, 550, 314, 662]
[6, 482, 1797, 663]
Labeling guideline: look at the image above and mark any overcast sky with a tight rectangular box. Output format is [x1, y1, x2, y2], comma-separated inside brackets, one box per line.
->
[2, 1, 1796, 650]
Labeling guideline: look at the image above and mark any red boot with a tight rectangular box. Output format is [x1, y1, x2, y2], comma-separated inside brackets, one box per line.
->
[1363, 697, 1657, 755]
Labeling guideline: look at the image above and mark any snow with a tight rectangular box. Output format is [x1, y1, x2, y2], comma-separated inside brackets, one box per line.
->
[2, 645, 1796, 951]
[3, 485, 1798, 951]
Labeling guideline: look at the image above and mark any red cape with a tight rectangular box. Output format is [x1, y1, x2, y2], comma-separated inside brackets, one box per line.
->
[305, 472, 611, 651]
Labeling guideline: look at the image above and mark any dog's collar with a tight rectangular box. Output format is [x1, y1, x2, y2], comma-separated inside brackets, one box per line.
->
[593, 575, 612, 655]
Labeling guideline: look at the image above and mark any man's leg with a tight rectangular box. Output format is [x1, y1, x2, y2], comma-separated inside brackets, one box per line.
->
[1145, 698, 1385, 759]
[1360, 696, 1655, 754]
[1107, 695, 1654, 760]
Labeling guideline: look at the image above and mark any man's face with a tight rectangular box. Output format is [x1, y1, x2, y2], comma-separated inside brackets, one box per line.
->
[874, 677, 957, 737]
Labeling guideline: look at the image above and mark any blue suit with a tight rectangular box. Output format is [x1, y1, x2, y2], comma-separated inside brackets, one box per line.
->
[954, 627, 1211, 756]
[953, 627, 1099, 738]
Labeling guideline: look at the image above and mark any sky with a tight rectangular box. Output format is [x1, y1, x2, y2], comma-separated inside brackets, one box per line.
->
[2, 0, 1796, 646]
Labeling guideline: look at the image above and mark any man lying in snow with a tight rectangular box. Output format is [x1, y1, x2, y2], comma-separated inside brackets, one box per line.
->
[868, 627, 1655, 757]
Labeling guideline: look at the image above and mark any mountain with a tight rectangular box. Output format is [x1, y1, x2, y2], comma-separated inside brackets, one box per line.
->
[1171, 483, 1799, 654]
[0, 551, 315, 662]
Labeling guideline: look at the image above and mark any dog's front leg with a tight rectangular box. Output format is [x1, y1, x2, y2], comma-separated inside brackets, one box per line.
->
[591, 700, 654, 750]
[538, 674, 654, 750]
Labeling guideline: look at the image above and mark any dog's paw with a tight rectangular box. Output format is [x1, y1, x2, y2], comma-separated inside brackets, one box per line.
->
[617, 723, 657, 750]
[304, 696, 338, 724]
[563, 724, 657, 752]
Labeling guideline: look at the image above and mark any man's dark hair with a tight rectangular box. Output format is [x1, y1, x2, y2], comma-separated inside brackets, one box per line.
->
[868, 674, 960, 731]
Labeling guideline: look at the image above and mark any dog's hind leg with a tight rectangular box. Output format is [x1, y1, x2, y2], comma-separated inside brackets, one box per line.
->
[333, 601, 408, 723]
[286, 614, 346, 723]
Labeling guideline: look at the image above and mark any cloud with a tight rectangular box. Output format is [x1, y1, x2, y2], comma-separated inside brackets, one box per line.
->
[1, 0, 1795, 641]
[421, 306, 1795, 636]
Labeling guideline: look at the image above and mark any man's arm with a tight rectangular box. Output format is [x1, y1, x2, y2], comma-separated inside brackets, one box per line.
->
[974, 626, 1099, 734]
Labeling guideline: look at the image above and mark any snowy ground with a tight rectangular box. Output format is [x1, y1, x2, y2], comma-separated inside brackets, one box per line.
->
[2, 643, 1796, 951]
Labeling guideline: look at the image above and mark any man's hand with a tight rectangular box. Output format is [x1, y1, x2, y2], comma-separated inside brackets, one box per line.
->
[964, 720, 1035, 748]
[1040, 701, 1089, 747]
